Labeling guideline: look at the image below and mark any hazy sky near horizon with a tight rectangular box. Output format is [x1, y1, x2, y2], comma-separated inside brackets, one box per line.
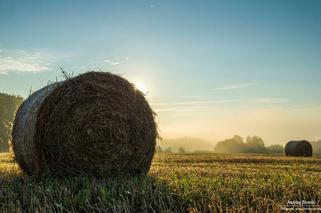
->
[1, 0, 321, 145]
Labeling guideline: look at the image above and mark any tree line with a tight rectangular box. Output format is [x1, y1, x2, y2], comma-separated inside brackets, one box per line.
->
[214, 135, 321, 155]
[0, 93, 23, 152]
[156, 135, 321, 155]
[214, 135, 283, 154]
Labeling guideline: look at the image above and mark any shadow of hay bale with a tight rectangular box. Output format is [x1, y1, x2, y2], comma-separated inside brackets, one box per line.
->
[12, 71, 157, 177]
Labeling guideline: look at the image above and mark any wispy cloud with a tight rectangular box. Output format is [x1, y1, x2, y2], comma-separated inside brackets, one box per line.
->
[152, 99, 240, 107]
[104, 59, 120, 66]
[154, 105, 218, 113]
[249, 98, 289, 104]
[0, 50, 49, 74]
[149, 4, 156, 8]
[152, 100, 240, 113]
[153, 97, 289, 113]
[215, 82, 260, 91]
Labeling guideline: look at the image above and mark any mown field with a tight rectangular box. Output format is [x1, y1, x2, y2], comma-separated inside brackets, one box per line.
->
[0, 153, 320, 212]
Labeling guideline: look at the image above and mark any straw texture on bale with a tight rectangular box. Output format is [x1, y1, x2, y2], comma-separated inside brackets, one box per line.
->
[12, 72, 157, 177]
[285, 140, 313, 157]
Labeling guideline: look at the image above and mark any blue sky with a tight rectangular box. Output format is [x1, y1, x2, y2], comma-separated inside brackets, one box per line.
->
[1, 0, 321, 144]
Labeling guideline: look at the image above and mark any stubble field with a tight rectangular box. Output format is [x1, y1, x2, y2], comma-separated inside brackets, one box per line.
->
[0, 152, 320, 212]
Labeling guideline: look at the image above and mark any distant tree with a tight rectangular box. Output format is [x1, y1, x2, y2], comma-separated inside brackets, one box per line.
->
[214, 135, 284, 154]
[233, 135, 243, 143]
[214, 135, 247, 153]
[245, 136, 266, 153]
[164, 147, 172, 153]
[155, 145, 163, 153]
[311, 140, 321, 155]
[266, 144, 284, 154]
[178, 147, 185, 154]
[0, 93, 23, 152]
[160, 137, 212, 152]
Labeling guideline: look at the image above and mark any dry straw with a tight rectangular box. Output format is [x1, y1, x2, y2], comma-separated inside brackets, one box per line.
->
[285, 140, 313, 157]
[12, 72, 157, 177]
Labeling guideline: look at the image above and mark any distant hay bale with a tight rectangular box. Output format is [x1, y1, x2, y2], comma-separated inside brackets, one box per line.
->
[12, 72, 157, 177]
[285, 140, 313, 157]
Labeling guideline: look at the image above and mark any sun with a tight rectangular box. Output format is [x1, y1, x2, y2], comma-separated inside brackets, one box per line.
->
[132, 80, 148, 94]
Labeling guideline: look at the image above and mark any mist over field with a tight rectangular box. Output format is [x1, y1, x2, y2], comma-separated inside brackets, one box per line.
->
[158, 136, 321, 155]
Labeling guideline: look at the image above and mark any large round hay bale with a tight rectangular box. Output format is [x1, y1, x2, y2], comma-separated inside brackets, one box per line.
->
[285, 140, 313, 157]
[12, 72, 157, 177]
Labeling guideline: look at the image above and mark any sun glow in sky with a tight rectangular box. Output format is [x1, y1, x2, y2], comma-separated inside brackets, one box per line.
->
[132, 80, 148, 94]
[1, 0, 321, 145]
